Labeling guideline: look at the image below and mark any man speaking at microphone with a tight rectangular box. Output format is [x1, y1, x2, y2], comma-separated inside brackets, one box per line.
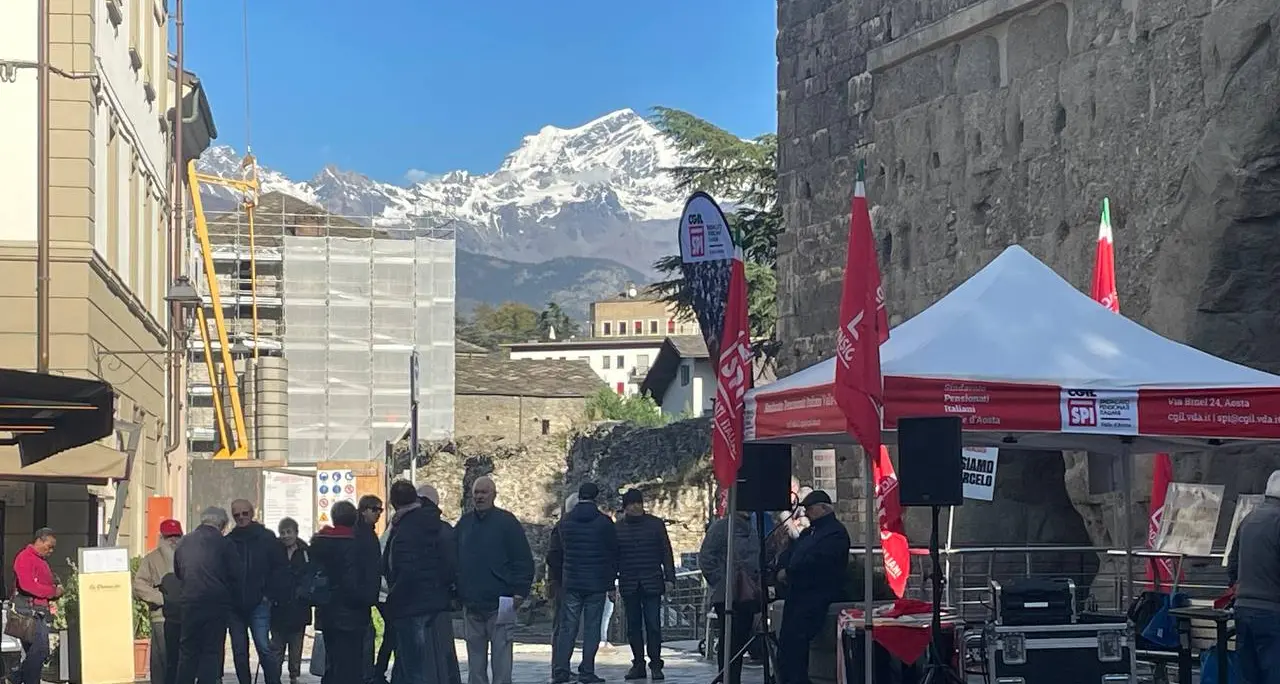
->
[776, 491, 851, 684]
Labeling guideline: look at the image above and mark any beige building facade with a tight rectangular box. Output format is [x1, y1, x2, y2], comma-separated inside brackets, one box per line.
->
[589, 286, 699, 339]
[0, 0, 196, 568]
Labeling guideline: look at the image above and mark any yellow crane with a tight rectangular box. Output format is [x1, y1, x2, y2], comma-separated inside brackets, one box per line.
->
[186, 157, 263, 459]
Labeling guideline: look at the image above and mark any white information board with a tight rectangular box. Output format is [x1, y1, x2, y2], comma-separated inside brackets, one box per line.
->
[263, 470, 316, 540]
[1223, 494, 1265, 567]
[812, 449, 837, 502]
[1154, 482, 1225, 557]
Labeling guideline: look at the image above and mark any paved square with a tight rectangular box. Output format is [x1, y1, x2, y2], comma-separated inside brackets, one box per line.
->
[219, 635, 752, 684]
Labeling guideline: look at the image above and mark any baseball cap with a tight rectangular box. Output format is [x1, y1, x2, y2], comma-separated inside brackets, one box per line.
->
[159, 519, 184, 537]
[416, 484, 440, 506]
[578, 482, 600, 501]
[800, 490, 833, 507]
[622, 489, 644, 506]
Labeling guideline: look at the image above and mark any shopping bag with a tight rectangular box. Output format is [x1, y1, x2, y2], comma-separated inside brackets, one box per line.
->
[1200, 647, 1240, 684]
[309, 632, 326, 677]
[1139, 592, 1189, 648]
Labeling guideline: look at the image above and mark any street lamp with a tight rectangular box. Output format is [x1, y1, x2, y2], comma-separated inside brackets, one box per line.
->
[164, 276, 203, 307]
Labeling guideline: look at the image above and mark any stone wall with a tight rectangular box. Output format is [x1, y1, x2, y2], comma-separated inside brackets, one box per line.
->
[777, 0, 1280, 586]
[565, 418, 716, 558]
[455, 394, 588, 446]
[403, 416, 714, 582]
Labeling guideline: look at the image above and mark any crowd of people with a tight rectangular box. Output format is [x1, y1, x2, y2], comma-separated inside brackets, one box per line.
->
[7, 474, 850, 684]
[107, 475, 679, 684]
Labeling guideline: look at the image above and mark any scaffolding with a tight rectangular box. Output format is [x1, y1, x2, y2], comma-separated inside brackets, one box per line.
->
[185, 186, 456, 462]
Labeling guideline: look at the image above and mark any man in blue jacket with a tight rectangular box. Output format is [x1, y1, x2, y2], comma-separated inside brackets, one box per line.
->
[552, 483, 619, 684]
[456, 476, 534, 684]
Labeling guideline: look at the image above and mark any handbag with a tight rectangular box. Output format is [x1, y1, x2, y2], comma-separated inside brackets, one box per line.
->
[4, 606, 40, 644]
[734, 568, 760, 605]
[309, 632, 326, 677]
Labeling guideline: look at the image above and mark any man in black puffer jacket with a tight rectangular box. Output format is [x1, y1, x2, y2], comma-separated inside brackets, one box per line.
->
[227, 499, 289, 684]
[615, 489, 676, 681]
[174, 506, 243, 684]
[385, 480, 458, 684]
[551, 483, 618, 684]
[311, 500, 382, 684]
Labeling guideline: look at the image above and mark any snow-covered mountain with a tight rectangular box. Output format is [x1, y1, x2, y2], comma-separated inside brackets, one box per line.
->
[197, 108, 684, 274]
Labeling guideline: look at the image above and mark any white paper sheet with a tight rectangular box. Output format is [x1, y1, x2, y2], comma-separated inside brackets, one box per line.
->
[496, 596, 516, 625]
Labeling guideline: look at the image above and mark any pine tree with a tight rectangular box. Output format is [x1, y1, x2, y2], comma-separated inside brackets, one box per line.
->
[649, 107, 780, 357]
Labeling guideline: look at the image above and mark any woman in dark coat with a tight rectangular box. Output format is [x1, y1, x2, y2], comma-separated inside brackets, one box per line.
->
[270, 518, 312, 684]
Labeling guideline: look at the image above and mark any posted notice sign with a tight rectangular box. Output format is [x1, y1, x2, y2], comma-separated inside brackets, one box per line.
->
[1154, 482, 1225, 557]
[961, 447, 999, 501]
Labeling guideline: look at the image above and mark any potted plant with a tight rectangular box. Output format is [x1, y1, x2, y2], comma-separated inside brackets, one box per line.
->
[49, 561, 79, 683]
[130, 557, 152, 680]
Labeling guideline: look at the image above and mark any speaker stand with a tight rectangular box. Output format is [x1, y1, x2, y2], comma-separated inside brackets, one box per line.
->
[920, 505, 964, 684]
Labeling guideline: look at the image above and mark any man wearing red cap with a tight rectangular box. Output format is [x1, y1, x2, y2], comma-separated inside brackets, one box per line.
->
[135, 519, 185, 684]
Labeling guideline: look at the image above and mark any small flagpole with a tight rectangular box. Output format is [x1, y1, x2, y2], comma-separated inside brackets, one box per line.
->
[863, 455, 876, 683]
[856, 157, 877, 684]
[723, 484, 738, 679]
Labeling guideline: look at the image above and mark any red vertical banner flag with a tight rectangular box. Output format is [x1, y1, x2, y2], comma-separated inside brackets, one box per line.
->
[1090, 197, 1178, 586]
[711, 246, 753, 488]
[872, 446, 911, 597]
[834, 167, 906, 595]
[1146, 454, 1178, 585]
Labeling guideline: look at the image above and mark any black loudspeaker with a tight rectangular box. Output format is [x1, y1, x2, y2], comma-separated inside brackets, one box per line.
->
[737, 443, 793, 512]
[897, 416, 964, 507]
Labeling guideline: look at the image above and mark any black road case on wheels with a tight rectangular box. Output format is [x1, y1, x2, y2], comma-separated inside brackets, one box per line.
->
[985, 619, 1135, 684]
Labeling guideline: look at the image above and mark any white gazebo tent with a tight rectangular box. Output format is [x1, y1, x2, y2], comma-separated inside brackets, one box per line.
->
[745, 246, 1280, 650]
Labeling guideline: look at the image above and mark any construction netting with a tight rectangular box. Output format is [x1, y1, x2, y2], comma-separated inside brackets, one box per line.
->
[282, 235, 455, 462]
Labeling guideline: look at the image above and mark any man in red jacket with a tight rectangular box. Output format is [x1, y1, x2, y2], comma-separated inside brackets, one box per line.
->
[12, 528, 61, 684]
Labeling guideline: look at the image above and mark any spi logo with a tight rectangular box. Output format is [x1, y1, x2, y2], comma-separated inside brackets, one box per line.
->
[1065, 389, 1098, 427]
[688, 223, 706, 258]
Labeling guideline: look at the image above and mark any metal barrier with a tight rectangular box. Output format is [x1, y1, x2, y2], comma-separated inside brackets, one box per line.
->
[662, 547, 1233, 644]
[661, 570, 710, 646]
[850, 546, 1233, 621]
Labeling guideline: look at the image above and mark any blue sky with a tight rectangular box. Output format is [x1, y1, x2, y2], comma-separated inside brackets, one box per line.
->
[177, 1, 778, 184]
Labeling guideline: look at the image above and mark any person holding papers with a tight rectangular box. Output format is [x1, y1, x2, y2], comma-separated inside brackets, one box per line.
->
[456, 475, 535, 684]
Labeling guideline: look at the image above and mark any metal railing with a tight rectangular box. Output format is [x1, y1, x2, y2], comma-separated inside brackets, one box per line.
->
[851, 545, 1232, 621]
[657, 546, 1234, 645]
[659, 570, 711, 645]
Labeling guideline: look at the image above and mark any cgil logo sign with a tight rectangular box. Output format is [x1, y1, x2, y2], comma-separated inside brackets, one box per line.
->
[1060, 388, 1139, 434]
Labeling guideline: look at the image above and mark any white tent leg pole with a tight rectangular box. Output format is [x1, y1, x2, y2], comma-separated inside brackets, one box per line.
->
[864, 457, 875, 684]
[1121, 442, 1134, 606]
[723, 485, 737, 677]
[944, 505, 956, 608]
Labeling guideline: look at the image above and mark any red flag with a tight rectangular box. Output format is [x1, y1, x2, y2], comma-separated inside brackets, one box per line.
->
[873, 446, 910, 597]
[1090, 198, 1179, 586]
[834, 173, 889, 454]
[1090, 198, 1119, 313]
[711, 247, 752, 488]
[835, 171, 904, 593]
[1146, 454, 1178, 585]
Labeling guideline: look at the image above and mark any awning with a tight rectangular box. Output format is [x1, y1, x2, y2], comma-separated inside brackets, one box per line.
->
[0, 369, 122, 482]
